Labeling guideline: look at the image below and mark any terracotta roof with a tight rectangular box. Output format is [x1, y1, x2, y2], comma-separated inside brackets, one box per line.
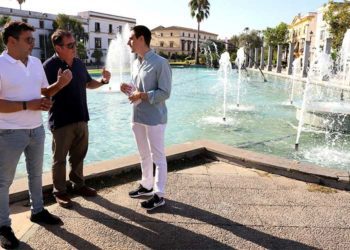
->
[151, 25, 217, 36]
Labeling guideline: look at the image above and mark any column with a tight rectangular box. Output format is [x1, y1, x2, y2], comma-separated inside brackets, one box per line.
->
[287, 42, 294, 75]
[276, 44, 282, 73]
[248, 49, 254, 68]
[254, 48, 259, 69]
[302, 41, 311, 78]
[324, 38, 332, 54]
[260, 46, 265, 70]
[267, 46, 273, 71]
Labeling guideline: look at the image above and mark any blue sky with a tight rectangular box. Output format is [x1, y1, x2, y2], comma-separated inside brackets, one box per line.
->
[1, 0, 332, 38]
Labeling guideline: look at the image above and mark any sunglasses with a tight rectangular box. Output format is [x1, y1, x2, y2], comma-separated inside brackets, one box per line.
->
[14, 36, 35, 44]
[60, 42, 76, 49]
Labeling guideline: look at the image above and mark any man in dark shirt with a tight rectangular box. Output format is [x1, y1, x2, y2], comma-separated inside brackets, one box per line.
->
[43, 29, 111, 208]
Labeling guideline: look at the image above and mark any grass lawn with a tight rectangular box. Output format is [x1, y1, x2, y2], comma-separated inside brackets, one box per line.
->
[88, 69, 102, 75]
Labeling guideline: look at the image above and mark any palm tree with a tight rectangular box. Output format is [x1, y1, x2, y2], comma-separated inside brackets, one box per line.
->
[17, 0, 26, 10]
[189, 0, 210, 64]
[0, 16, 11, 53]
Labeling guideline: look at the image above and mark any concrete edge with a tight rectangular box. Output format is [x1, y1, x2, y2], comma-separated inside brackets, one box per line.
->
[10, 140, 350, 203]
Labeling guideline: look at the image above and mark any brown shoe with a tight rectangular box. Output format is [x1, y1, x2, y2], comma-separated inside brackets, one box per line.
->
[54, 193, 73, 208]
[73, 186, 97, 197]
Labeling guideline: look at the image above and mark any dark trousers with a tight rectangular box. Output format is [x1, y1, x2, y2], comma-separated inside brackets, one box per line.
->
[51, 122, 88, 195]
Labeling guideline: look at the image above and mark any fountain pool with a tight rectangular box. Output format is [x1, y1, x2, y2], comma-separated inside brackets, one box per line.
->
[14, 68, 350, 178]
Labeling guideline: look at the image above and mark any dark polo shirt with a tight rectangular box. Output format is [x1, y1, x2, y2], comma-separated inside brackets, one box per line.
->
[43, 55, 92, 130]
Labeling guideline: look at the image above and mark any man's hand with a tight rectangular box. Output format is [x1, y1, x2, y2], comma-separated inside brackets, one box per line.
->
[128, 91, 147, 103]
[120, 83, 133, 95]
[27, 97, 52, 111]
[101, 68, 111, 84]
[57, 68, 73, 88]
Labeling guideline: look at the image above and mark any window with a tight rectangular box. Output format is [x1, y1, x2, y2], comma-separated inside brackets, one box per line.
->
[39, 20, 44, 29]
[182, 32, 185, 36]
[199, 35, 201, 39]
[22, 18, 28, 23]
[320, 30, 325, 40]
[119, 25, 122, 33]
[170, 32, 173, 36]
[109, 24, 113, 34]
[95, 38, 102, 48]
[170, 41, 174, 48]
[194, 34, 196, 38]
[95, 22, 100, 32]
[188, 33, 190, 37]
[161, 33, 163, 37]
[160, 41, 164, 47]
[108, 39, 112, 46]
[39, 34, 45, 48]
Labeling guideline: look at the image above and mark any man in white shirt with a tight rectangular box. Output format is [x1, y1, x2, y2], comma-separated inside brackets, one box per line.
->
[0, 21, 72, 249]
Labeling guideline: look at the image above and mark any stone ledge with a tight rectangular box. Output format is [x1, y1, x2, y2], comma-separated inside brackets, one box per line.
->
[9, 140, 349, 203]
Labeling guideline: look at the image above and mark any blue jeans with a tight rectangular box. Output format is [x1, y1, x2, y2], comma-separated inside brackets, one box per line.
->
[0, 125, 45, 227]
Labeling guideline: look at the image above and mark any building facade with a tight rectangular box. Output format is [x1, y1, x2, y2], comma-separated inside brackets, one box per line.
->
[288, 12, 317, 59]
[78, 11, 135, 63]
[0, 7, 136, 63]
[151, 26, 218, 58]
[0, 7, 56, 60]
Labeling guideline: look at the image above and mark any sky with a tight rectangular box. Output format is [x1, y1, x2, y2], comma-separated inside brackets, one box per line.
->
[0, 0, 330, 39]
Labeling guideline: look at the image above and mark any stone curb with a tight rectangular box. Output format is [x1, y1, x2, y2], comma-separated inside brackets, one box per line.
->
[10, 140, 349, 203]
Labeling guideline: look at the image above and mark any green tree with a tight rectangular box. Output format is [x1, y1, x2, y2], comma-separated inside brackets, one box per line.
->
[238, 29, 262, 49]
[91, 49, 103, 66]
[53, 14, 88, 44]
[323, 0, 350, 51]
[189, 0, 210, 65]
[17, 0, 25, 10]
[0, 16, 11, 53]
[263, 22, 289, 47]
[77, 41, 87, 62]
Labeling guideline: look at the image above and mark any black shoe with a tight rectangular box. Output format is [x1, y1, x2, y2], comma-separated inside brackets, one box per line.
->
[141, 194, 165, 210]
[30, 209, 62, 225]
[0, 226, 19, 249]
[129, 185, 153, 198]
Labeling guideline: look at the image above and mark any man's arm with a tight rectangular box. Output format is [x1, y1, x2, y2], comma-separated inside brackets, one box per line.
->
[86, 68, 111, 89]
[145, 61, 172, 104]
[41, 68, 72, 97]
[0, 98, 52, 113]
[129, 61, 172, 104]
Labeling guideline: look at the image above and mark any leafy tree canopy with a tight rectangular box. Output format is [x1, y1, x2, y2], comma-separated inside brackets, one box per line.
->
[323, 0, 350, 51]
[53, 14, 88, 43]
[262, 22, 289, 47]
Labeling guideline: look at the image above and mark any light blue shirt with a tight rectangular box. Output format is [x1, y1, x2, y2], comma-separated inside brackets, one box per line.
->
[132, 50, 172, 125]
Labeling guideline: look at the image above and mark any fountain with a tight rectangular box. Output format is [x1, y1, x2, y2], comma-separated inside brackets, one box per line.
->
[235, 47, 245, 107]
[207, 45, 213, 68]
[290, 57, 302, 104]
[218, 51, 233, 121]
[295, 30, 350, 149]
[105, 23, 133, 92]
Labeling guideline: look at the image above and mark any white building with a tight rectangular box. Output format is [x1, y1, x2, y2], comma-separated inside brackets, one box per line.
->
[0, 7, 136, 63]
[315, 5, 332, 54]
[0, 7, 56, 60]
[78, 11, 136, 64]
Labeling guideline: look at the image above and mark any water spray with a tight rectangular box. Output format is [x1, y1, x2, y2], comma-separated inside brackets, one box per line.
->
[208, 39, 267, 82]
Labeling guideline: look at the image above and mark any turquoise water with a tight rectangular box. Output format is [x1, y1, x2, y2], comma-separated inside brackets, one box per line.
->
[15, 68, 350, 178]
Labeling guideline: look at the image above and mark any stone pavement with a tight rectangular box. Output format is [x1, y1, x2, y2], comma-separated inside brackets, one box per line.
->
[10, 159, 350, 249]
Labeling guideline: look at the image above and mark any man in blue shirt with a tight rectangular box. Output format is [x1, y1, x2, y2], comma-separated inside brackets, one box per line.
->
[44, 29, 111, 208]
[121, 25, 172, 210]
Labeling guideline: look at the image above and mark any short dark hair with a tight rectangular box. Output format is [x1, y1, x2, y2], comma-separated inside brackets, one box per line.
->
[51, 29, 73, 47]
[132, 25, 152, 47]
[2, 21, 35, 45]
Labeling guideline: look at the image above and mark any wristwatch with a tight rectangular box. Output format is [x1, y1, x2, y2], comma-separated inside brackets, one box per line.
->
[101, 79, 109, 84]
